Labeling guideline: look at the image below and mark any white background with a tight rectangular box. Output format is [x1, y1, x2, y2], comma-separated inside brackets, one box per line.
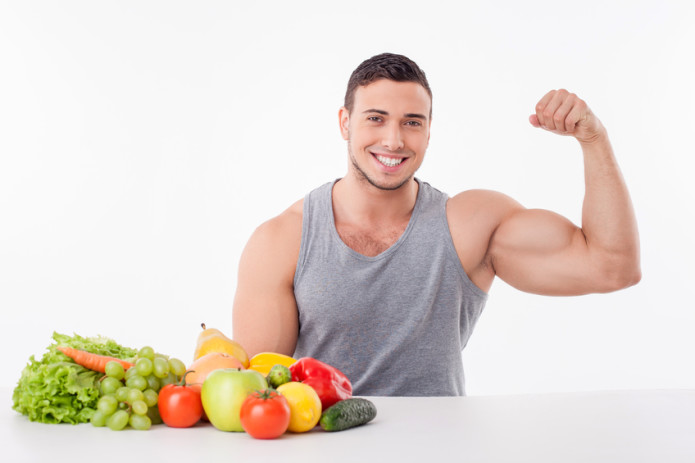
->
[1, 0, 693, 395]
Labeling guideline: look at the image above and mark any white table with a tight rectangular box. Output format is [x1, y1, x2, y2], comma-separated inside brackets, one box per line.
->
[4, 388, 695, 462]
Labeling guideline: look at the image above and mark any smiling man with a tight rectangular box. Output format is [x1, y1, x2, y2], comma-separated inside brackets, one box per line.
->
[232, 53, 641, 396]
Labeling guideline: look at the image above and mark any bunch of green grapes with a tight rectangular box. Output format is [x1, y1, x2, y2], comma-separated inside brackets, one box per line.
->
[91, 346, 186, 431]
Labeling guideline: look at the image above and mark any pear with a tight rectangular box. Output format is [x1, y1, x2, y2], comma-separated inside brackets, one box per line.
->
[194, 323, 250, 368]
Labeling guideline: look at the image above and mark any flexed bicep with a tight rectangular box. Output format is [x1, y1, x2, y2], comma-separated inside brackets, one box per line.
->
[488, 208, 615, 296]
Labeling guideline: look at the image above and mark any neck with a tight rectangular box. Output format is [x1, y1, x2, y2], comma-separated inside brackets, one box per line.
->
[332, 174, 419, 225]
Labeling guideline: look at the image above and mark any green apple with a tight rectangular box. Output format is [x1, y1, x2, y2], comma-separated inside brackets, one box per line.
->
[201, 368, 268, 432]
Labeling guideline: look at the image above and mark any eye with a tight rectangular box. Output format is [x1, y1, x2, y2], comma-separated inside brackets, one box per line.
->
[367, 116, 382, 122]
[405, 120, 422, 127]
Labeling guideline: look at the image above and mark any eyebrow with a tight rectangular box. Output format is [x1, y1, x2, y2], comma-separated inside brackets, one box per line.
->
[362, 109, 428, 121]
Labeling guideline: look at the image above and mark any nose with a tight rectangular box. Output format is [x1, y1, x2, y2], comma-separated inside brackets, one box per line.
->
[381, 122, 404, 151]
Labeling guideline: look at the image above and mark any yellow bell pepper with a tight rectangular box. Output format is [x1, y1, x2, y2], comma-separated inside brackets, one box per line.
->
[248, 352, 297, 376]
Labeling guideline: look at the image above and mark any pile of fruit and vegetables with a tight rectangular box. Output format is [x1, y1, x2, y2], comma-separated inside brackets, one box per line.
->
[12, 324, 376, 438]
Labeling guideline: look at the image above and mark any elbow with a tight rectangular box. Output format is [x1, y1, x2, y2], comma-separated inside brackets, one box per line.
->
[616, 266, 642, 290]
[600, 262, 642, 292]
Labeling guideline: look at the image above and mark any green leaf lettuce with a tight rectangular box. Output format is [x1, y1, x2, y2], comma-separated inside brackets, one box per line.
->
[12, 332, 138, 424]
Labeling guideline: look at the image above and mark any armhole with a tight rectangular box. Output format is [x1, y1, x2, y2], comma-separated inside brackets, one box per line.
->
[441, 195, 489, 299]
[293, 193, 311, 289]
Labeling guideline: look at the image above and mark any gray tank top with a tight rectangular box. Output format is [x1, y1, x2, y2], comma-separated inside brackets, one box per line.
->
[293, 178, 488, 396]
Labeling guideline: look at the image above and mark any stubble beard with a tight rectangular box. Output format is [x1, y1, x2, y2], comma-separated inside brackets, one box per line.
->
[347, 140, 413, 192]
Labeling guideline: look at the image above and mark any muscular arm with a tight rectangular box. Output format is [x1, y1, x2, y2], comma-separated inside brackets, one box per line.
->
[232, 201, 303, 356]
[487, 90, 641, 295]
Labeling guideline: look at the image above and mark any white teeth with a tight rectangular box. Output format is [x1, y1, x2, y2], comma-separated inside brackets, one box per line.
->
[375, 154, 404, 167]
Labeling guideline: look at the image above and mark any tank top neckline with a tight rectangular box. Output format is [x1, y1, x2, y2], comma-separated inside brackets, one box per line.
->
[326, 177, 425, 262]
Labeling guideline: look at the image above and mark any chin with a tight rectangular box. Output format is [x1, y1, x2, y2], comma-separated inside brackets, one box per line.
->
[361, 172, 413, 191]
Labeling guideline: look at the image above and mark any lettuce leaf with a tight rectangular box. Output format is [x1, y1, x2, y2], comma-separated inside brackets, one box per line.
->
[12, 332, 138, 424]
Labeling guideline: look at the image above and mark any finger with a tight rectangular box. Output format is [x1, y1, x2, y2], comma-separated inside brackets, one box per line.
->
[540, 90, 566, 131]
[564, 99, 587, 134]
[529, 114, 541, 127]
[553, 92, 576, 133]
[534, 90, 556, 128]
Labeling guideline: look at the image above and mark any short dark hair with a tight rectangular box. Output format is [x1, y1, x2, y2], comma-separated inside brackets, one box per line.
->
[344, 53, 432, 115]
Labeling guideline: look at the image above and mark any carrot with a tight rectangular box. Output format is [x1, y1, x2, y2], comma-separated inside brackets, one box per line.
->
[56, 346, 134, 373]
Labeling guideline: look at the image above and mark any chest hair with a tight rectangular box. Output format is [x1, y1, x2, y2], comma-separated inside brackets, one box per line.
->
[336, 223, 408, 257]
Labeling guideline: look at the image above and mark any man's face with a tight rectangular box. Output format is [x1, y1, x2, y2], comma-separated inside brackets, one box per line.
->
[339, 79, 431, 191]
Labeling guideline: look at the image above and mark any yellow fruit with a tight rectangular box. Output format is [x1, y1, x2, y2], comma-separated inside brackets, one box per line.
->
[277, 382, 322, 433]
[248, 352, 297, 376]
[194, 323, 249, 368]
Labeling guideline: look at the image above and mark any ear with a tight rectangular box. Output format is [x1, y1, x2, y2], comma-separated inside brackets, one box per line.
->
[338, 106, 350, 140]
[426, 117, 432, 146]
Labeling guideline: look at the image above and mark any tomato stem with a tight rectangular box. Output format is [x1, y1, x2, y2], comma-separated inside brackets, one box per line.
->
[251, 388, 280, 400]
[178, 370, 196, 387]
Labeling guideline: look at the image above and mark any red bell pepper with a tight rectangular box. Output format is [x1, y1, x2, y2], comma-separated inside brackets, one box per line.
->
[288, 357, 352, 409]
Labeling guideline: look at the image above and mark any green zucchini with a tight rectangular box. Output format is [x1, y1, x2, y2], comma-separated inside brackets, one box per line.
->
[319, 398, 377, 432]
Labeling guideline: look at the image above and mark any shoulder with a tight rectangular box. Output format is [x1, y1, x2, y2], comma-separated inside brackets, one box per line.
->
[446, 189, 524, 227]
[261, 199, 303, 231]
[239, 199, 304, 280]
[444, 189, 526, 290]
[249, 199, 304, 251]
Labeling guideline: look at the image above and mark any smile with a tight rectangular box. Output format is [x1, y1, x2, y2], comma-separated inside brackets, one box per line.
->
[373, 153, 405, 167]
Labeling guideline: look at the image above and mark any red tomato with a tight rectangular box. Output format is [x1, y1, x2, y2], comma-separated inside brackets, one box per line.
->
[158, 372, 203, 428]
[240, 389, 291, 439]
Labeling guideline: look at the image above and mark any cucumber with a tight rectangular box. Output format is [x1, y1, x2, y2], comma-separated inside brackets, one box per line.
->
[319, 398, 377, 432]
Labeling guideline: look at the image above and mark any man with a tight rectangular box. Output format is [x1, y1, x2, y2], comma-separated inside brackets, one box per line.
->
[232, 53, 641, 396]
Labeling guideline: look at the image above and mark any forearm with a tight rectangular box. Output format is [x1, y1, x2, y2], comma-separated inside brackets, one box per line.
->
[579, 133, 641, 287]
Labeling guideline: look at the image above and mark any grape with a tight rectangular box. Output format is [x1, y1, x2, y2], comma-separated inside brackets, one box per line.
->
[143, 389, 158, 407]
[115, 387, 130, 402]
[100, 377, 122, 395]
[168, 358, 186, 377]
[97, 395, 118, 416]
[127, 388, 145, 404]
[153, 357, 170, 378]
[146, 406, 162, 425]
[131, 400, 148, 416]
[129, 414, 152, 430]
[124, 366, 139, 381]
[138, 346, 155, 361]
[91, 410, 108, 427]
[106, 410, 130, 431]
[146, 374, 160, 392]
[95, 347, 185, 431]
[135, 357, 153, 377]
[159, 372, 177, 387]
[105, 361, 125, 380]
[126, 374, 148, 391]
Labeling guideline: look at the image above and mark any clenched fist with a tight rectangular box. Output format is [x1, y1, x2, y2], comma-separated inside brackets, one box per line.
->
[529, 89, 606, 144]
